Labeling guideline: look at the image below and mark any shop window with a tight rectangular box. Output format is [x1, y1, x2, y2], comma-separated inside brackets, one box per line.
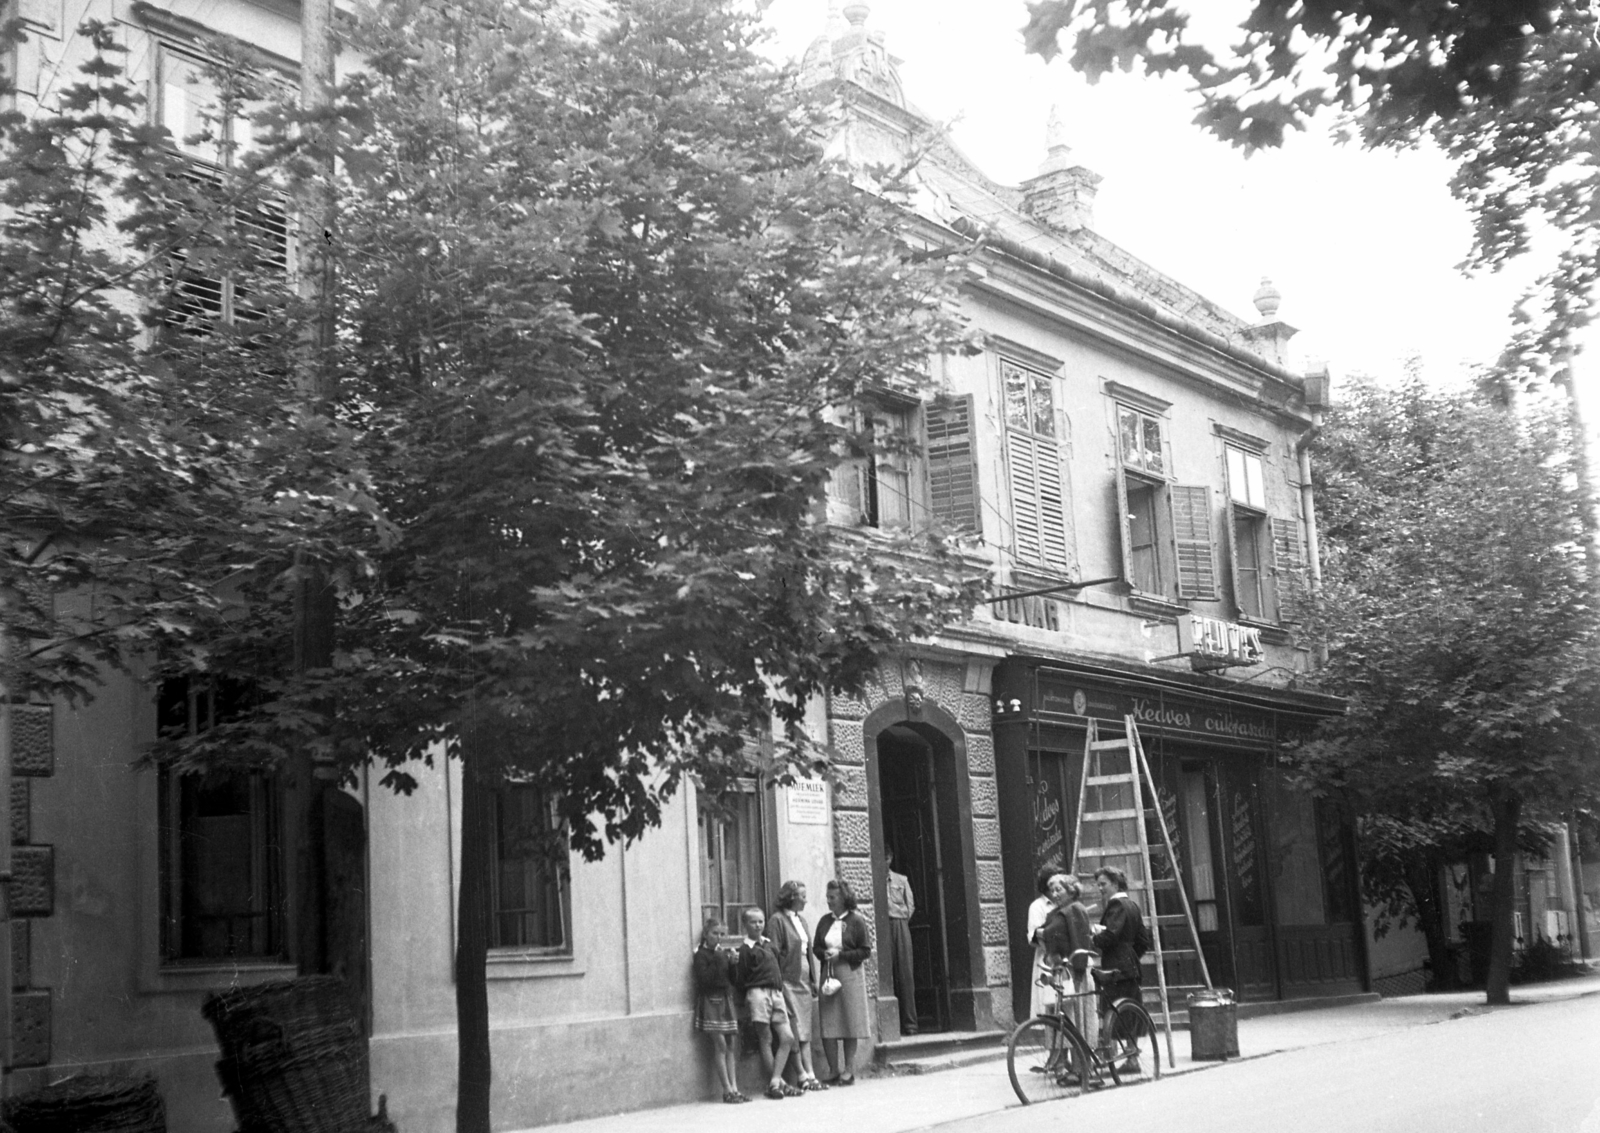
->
[1314, 798, 1357, 924]
[156, 44, 290, 334]
[157, 677, 284, 963]
[1112, 398, 1216, 601]
[1002, 359, 1072, 572]
[489, 786, 571, 953]
[1180, 772, 1220, 933]
[699, 781, 769, 931]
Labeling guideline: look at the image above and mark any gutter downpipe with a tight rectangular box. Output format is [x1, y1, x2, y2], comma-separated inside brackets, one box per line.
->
[1296, 410, 1326, 670]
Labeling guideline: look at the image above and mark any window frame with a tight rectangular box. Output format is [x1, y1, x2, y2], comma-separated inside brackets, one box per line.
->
[1001, 356, 1073, 574]
[152, 40, 293, 334]
[697, 777, 773, 936]
[487, 784, 573, 957]
[1223, 442, 1278, 624]
[156, 677, 286, 967]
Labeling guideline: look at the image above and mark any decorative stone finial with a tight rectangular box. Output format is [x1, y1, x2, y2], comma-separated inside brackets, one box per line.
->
[1252, 277, 1282, 320]
[843, 1, 869, 26]
[1045, 106, 1070, 156]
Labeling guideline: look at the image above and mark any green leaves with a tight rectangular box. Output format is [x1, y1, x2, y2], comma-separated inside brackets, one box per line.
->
[1294, 378, 1600, 864]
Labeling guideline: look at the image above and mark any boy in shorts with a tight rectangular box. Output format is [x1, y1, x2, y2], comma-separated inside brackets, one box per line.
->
[736, 907, 799, 1099]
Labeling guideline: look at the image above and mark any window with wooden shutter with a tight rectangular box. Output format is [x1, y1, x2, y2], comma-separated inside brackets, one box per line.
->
[926, 395, 980, 536]
[1113, 399, 1176, 597]
[1002, 359, 1071, 572]
[1168, 485, 1218, 599]
[1271, 516, 1308, 623]
[1225, 444, 1279, 622]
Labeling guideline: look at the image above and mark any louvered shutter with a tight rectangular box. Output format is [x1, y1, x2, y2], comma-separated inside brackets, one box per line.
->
[1168, 485, 1218, 599]
[1271, 516, 1308, 623]
[926, 395, 980, 536]
[1007, 430, 1070, 571]
[1115, 468, 1136, 585]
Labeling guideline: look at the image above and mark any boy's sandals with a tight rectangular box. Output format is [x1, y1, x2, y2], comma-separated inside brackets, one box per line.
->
[779, 1083, 804, 1098]
[800, 1077, 828, 1091]
[722, 1091, 747, 1104]
[763, 1084, 788, 1100]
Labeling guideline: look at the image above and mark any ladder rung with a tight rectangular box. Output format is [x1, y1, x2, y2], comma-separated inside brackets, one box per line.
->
[1089, 738, 1130, 750]
[1085, 773, 1134, 786]
[1149, 878, 1179, 890]
[1144, 949, 1200, 960]
[1076, 844, 1143, 858]
[1152, 914, 1190, 926]
[1081, 808, 1141, 821]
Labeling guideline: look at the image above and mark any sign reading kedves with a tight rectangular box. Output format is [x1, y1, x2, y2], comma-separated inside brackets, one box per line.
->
[1178, 614, 1264, 669]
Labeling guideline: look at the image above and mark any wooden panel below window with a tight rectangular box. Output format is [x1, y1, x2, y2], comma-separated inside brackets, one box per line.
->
[1277, 923, 1363, 994]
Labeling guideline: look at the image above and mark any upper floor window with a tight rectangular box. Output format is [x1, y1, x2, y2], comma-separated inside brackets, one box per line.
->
[1110, 389, 1216, 603]
[1001, 358, 1072, 573]
[157, 677, 284, 964]
[925, 394, 981, 537]
[1222, 440, 1305, 623]
[155, 44, 289, 334]
[1118, 405, 1165, 476]
[489, 786, 571, 953]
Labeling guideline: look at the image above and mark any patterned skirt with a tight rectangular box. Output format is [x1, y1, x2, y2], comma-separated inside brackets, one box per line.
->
[694, 991, 739, 1034]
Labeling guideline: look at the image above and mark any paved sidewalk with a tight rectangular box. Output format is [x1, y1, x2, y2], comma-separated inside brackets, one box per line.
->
[515, 968, 1600, 1133]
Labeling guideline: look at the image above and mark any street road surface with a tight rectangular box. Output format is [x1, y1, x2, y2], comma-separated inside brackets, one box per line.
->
[934, 995, 1600, 1133]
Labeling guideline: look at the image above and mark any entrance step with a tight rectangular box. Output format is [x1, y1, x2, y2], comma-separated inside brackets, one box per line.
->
[873, 1029, 1009, 1074]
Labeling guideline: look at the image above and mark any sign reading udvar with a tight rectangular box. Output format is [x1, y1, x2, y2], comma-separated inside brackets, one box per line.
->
[1178, 614, 1264, 670]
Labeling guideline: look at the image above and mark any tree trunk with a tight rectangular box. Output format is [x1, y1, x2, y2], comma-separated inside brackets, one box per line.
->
[456, 747, 494, 1133]
[1485, 783, 1522, 1006]
[1401, 851, 1457, 990]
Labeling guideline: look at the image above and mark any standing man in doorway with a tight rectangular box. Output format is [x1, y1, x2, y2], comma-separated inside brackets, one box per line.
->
[885, 845, 918, 1035]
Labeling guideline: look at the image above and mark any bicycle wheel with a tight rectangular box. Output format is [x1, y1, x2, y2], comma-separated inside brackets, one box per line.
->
[1104, 999, 1162, 1083]
[1007, 1016, 1093, 1104]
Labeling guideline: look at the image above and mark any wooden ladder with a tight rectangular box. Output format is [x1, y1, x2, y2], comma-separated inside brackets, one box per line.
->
[1070, 714, 1213, 1067]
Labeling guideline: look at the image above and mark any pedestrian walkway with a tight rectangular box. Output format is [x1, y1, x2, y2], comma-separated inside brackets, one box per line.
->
[514, 967, 1600, 1133]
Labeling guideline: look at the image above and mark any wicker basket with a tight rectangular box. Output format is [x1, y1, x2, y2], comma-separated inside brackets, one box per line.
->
[2, 1074, 166, 1133]
[203, 977, 371, 1133]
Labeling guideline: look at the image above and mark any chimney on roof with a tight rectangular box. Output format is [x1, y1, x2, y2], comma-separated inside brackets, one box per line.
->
[1242, 276, 1298, 367]
[1021, 107, 1102, 233]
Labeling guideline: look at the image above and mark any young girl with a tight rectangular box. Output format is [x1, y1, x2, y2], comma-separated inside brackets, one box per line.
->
[693, 918, 748, 1103]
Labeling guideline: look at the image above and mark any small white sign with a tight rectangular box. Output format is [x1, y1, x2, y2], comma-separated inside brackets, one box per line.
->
[786, 779, 829, 825]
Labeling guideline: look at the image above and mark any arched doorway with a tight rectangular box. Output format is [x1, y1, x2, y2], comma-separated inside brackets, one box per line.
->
[877, 724, 952, 1033]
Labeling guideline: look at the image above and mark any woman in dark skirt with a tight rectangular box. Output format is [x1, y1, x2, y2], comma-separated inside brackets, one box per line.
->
[692, 918, 747, 1103]
[813, 879, 873, 1086]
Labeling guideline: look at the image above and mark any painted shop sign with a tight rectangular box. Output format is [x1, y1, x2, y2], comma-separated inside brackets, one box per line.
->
[990, 591, 1062, 631]
[1033, 676, 1280, 746]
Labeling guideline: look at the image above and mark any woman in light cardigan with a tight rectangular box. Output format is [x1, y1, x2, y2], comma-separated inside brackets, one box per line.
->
[812, 878, 872, 1085]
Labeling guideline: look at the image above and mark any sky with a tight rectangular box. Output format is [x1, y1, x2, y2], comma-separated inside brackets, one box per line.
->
[758, 0, 1555, 394]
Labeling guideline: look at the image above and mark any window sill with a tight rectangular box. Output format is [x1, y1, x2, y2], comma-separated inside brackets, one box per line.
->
[145, 959, 298, 995]
[1127, 594, 1186, 619]
[1237, 618, 1294, 646]
[486, 951, 583, 980]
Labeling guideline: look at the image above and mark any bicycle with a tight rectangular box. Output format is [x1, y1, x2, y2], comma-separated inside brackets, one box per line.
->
[1006, 969, 1162, 1105]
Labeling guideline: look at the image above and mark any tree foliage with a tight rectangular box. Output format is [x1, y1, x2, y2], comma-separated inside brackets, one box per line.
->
[1022, 1, 1600, 382]
[1294, 377, 1600, 999]
[160, 0, 983, 851]
[0, 21, 344, 702]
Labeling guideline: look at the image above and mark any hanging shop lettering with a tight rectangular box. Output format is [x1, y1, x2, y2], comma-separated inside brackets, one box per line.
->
[1178, 614, 1264, 668]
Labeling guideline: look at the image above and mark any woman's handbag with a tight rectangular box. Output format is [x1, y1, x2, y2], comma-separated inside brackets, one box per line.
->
[820, 960, 841, 998]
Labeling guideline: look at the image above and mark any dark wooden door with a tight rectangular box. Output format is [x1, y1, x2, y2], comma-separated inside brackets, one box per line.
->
[880, 734, 950, 1032]
[1218, 763, 1276, 1000]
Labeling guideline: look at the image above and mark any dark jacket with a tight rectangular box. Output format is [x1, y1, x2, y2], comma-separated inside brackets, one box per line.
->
[735, 936, 784, 991]
[1041, 901, 1096, 976]
[768, 908, 813, 988]
[812, 910, 872, 970]
[1093, 893, 1145, 982]
[693, 945, 736, 996]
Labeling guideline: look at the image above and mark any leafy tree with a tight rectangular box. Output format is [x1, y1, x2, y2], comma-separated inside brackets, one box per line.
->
[148, 1, 982, 1129]
[0, 21, 338, 704]
[1294, 377, 1600, 1004]
[1021, 1, 1600, 382]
